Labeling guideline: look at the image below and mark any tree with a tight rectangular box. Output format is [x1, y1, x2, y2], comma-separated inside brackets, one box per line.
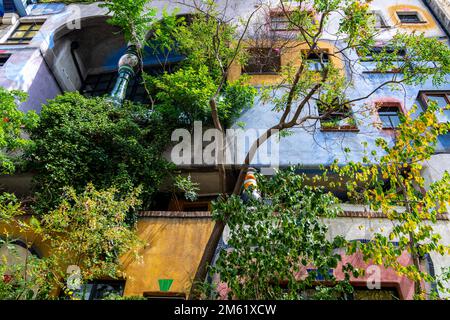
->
[209, 167, 358, 299]
[27, 92, 172, 212]
[0, 88, 38, 175]
[178, 0, 450, 285]
[329, 102, 450, 298]
[0, 184, 143, 299]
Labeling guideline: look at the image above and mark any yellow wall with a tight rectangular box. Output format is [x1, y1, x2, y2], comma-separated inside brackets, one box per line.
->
[121, 217, 215, 297]
[0, 216, 51, 258]
[228, 40, 344, 86]
[388, 4, 437, 31]
[1, 216, 214, 299]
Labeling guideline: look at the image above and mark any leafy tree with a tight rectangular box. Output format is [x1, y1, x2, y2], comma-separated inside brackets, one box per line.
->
[210, 168, 359, 300]
[145, 66, 256, 127]
[0, 88, 38, 174]
[329, 102, 450, 298]
[27, 92, 172, 212]
[186, 0, 450, 284]
[100, 0, 157, 50]
[0, 184, 143, 300]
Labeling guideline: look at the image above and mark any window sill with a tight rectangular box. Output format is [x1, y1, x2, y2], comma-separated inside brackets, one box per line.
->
[320, 126, 359, 132]
[399, 21, 428, 25]
[362, 70, 402, 74]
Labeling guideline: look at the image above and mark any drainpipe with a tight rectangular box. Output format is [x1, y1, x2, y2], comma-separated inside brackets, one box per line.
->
[109, 44, 141, 107]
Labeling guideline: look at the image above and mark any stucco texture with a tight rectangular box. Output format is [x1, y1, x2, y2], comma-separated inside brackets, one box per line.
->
[121, 217, 215, 297]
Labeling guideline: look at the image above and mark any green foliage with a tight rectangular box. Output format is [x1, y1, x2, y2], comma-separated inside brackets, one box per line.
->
[174, 175, 199, 202]
[0, 88, 38, 174]
[145, 66, 218, 126]
[33, 184, 143, 283]
[330, 102, 450, 298]
[172, 10, 240, 83]
[145, 67, 256, 127]
[27, 92, 172, 212]
[100, 0, 157, 49]
[0, 239, 56, 300]
[0, 185, 143, 300]
[211, 167, 358, 300]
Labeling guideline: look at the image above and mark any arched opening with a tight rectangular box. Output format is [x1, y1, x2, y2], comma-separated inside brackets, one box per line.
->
[45, 14, 186, 103]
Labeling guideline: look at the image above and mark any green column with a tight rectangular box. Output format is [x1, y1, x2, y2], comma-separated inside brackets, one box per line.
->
[109, 45, 141, 106]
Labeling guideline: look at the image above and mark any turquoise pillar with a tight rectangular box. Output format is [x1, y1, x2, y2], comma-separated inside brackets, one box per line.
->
[109, 45, 141, 107]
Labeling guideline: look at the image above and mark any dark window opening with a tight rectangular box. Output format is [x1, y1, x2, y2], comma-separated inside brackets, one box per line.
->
[420, 92, 450, 121]
[242, 48, 281, 74]
[4, 21, 44, 44]
[397, 11, 424, 24]
[80, 65, 173, 104]
[359, 46, 406, 61]
[0, 54, 11, 67]
[69, 280, 125, 300]
[306, 52, 329, 71]
[176, 14, 197, 26]
[378, 106, 401, 129]
[319, 102, 357, 131]
[168, 197, 212, 212]
[270, 11, 291, 31]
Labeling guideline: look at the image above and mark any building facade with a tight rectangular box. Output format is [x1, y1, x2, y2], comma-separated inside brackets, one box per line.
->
[1, 0, 450, 299]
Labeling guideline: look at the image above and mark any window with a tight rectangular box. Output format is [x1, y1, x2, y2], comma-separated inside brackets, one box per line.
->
[270, 11, 291, 31]
[396, 11, 424, 24]
[306, 51, 329, 71]
[0, 54, 11, 67]
[242, 48, 281, 74]
[378, 106, 401, 129]
[80, 65, 168, 103]
[359, 46, 406, 62]
[319, 102, 357, 131]
[420, 92, 450, 122]
[5, 22, 44, 44]
[71, 280, 125, 300]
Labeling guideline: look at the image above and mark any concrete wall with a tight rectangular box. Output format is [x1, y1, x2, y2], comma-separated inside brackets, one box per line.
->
[424, 0, 450, 34]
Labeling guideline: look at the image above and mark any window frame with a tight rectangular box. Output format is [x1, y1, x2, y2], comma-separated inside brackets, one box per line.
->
[305, 51, 330, 72]
[419, 91, 450, 121]
[318, 102, 359, 132]
[358, 46, 406, 62]
[269, 9, 315, 32]
[419, 91, 450, 109]
[377, 105, 402, 130]
[269, 11, 292, 31]
[0, 54, 11, 67]
[69, 280, 126, 300]
[242, 47, 282, 75]
[396, 11, 426, 24]
[3, 21, 45, 45]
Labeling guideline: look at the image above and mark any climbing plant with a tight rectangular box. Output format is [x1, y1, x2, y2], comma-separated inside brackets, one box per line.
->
[0, 88, 38, 175]
[27, 92, 172, 212]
